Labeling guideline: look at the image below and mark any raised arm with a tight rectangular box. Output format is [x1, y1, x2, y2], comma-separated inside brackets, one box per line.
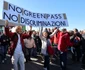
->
[50, 29, 58, 38]
[5, 20, 14, 38]
[39, 27, 43, 39]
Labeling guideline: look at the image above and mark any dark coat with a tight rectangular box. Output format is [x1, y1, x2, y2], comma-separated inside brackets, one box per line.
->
[0, 34, 10, 46]
[34, 36, 42, 47]
[81, 34, 85, 53]
[73, 32, 82, 47]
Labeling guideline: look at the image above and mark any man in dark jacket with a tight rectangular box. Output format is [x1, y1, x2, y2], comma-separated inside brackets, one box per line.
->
[35, 31, 42, 54]
[32, 30, 42, 56]
[0, 33, 10, 63]
[73, 28, 82, 62]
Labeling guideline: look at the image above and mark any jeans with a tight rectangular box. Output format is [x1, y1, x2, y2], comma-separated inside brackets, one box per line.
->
[36, 45, 41, 54]
[44, 55, 50, 70]
[32, 48, 37, 57]
[60, 52, 67, 70]
[3, 45, 8, 58]
[12, 52, 25, 70]
[0, 45, 8, 61]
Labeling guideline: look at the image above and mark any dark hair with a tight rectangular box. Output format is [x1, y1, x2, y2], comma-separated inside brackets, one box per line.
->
[74, 28, 78, 32]
[62, 28, 67, 32]
[43, 30, 50, 39]
[47, 35, 50, 39]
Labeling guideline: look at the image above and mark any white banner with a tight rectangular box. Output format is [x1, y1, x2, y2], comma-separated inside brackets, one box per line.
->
[3, 1, 68, 27]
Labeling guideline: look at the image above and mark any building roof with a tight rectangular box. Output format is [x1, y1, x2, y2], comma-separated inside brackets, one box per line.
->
[0, 19, 24, 26]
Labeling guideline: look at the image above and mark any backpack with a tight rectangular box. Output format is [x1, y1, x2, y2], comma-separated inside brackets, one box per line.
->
[74, 36, 81, 46]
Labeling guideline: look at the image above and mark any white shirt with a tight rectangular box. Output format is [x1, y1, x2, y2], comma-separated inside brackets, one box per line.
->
[41, 38, 51, 55]
[41, 38, 47, 55]
[14, 34, 23, 54]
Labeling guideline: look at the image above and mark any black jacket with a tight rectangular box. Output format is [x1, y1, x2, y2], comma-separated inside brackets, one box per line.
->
[1, 34, 10, 46]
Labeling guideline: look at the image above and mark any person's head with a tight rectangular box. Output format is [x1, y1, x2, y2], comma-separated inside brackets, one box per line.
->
[16, 26, 22, 34]
[45, 28, 47, 30]
[32, 30, 36, 35]
[26, 31, 32, 39]
[51, 29, 54, 32]
[24, 30, 27, 33]
[36, 31, 39, 36]
[69, 30, 74, 36]
[62, 28, 67, 33]
[43, 31, 49, 38]
[80, 31, 83, 34]
[83, 30, 85, 34]
[74, 28, 78, 34]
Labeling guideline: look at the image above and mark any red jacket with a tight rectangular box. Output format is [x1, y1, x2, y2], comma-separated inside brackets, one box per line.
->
[58, 32, 73, 52]
[5, 27, 32, 56]
[53, 30, 60, 44]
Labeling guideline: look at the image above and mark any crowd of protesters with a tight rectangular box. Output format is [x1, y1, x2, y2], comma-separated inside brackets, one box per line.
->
[0, 20, 85, 70]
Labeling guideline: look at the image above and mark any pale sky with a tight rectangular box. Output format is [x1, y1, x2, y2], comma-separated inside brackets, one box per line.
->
[0, 0, 85, 31]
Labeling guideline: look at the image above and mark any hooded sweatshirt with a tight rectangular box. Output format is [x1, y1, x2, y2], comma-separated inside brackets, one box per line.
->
[58, 32, 73, 52]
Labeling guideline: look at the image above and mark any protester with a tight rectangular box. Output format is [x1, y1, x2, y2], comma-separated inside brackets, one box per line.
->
[24, 31, 36, 62]
[44, 28, 48, 32]
[81, 30, 85, 69]
[40, 27, 57, 70]
[52, 27, 61, 57]
[5, 20, 32, 70]
[73, 28, 82, 62]
[24, 30, 27, 34]
[47, 28, 52, 35]
[0, 20, 84, 70]
[58, 28, 73, 70]
[0, 34, 3, 63]
[0, 33, 10, 63]
[69, 30, 76, 61]
[53, 27, 61, 46]
[31, 30, 37, 57]
[34, 31, 42, 54]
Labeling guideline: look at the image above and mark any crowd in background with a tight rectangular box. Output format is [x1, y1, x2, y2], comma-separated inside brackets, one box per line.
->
[0, 21, 85, 70]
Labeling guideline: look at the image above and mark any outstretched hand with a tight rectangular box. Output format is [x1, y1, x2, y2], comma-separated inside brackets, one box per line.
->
[30, 26, 32, 30]
[5, 20, 9, 27]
